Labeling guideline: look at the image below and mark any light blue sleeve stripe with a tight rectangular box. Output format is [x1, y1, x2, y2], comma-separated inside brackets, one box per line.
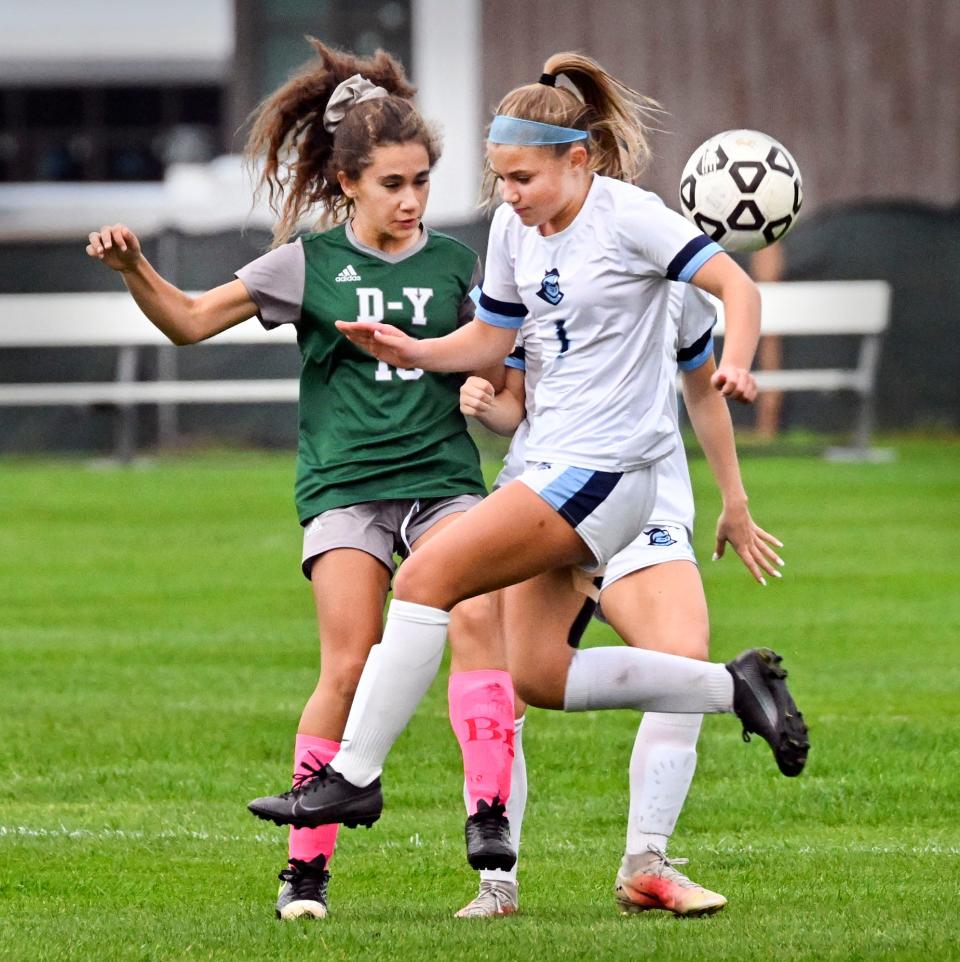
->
[469, 285, 481, 305]
[677, 337, 714, 371]
[677, 335, 715, 372]
[504, 356, 526, 370]
[476, 304, 524, 329]
[538, 467, 595, 512]
[677, 241, 724, 283]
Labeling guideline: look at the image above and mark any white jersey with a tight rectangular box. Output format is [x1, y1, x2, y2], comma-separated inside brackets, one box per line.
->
[647, 285, 717, 535]
[476, 175, 723, 472]
[497, 283, 717, 538]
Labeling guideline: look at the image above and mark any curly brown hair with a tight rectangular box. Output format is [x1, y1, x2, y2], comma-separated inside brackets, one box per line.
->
[245, 38, 442, 246]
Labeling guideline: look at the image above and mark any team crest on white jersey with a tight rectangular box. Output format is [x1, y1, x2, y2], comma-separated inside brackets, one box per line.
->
[335, 264, 361, 283]
[644, 526, 677, 547]
[536, 267, 564, 305]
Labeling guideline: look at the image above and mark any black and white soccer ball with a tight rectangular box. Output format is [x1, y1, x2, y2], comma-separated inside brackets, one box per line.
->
[678, 129, 803, 252]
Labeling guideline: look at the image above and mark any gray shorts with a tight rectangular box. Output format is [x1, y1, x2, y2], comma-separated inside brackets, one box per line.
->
[300, 493, 483, 579]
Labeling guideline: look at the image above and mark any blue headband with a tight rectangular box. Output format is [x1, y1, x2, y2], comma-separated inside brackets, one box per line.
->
[488, 115, 589, 146]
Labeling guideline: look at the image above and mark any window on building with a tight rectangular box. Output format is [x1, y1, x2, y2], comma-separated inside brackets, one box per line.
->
[0, 84, 225, 182]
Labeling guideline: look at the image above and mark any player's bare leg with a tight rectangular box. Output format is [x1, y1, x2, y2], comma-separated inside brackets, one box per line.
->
[397, 487, 582, 884]
[453, 568, 584, 918]
[600, 560, 709, 660]
[502, 567, 584, 707]
[450, 588, 527, 918]
[303, 549, 391, 737]
[398, 480, 595, 607]
[395, 489, 582, 869]
[277, 549, 390, 920]
[411, 514, 519, 871]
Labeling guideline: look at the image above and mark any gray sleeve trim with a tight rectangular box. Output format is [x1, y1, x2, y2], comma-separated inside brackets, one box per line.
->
[457, 258, 483, 327]
[234, 238, 305, 329]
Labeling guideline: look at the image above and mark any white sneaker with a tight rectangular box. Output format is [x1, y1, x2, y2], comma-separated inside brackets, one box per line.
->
[455, 879, 519, 918]
[615, 847, 726, 917]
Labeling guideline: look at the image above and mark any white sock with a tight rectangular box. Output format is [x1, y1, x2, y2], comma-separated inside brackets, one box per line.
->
[330, 599, 449, 787]
[626, 712, 703, 857]
[563, 647, 733, 714]
[477, 714, 526, 886]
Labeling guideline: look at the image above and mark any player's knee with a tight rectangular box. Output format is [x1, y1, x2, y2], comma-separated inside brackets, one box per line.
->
[391, 561, 423, 602]
[450, 594, 500, 650]
[393, 556, 450, 608]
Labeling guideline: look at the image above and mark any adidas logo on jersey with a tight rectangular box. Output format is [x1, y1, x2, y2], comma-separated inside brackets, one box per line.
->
[335, 264, 361, 283]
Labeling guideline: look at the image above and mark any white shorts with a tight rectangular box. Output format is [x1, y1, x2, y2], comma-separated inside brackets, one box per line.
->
[600, 520, 697, 590]
[516, 461, 657, 571]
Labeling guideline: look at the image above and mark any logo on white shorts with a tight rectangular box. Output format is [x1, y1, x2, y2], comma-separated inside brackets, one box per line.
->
[335, 264, 361, 283]
[645, 527, 677, 547]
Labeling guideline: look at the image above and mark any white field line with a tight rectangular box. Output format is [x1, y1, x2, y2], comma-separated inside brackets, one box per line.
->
[0, 824, 429, 849]
[0, 824, 277, 844]
[0, 825, 958, 856]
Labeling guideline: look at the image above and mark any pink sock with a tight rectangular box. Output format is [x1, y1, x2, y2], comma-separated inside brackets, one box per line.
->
[289, 734, 340, 867]
[448, 670, 515, 815]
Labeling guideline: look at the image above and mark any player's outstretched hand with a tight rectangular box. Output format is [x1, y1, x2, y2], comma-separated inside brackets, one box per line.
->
[86, 224, 142, 273]
[713, 501, 785, 586]
[460, 376, 495, 417]
[335, 320, 422, 369]
[711, 365, 757, 403]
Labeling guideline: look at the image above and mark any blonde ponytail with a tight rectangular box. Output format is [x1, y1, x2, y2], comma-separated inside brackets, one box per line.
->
[481, 51, 661, 204]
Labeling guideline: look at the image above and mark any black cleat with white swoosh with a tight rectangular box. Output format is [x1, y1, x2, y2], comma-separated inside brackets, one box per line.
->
[248, 763, 383, 829]
[725, 648, 809, 776]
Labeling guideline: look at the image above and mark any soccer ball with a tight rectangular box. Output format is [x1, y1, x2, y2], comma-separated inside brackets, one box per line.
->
[678, 129, 803, 252]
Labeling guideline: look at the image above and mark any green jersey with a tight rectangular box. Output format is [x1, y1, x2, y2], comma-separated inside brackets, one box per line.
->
[236, 223, 486, 523]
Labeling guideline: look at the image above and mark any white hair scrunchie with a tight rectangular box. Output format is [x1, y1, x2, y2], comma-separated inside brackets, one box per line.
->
[323, 74, 390, 133]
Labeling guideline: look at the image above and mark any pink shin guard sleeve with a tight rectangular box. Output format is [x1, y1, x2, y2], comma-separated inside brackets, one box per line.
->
[288, 734, 340, 865]
[448, 670, 516, 815]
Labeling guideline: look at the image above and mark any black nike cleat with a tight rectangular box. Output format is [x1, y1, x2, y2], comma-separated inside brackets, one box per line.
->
[248, 762, 383, 829]
[725, 647, 810, 777]
[275, 854, 330, 921]
[464, 797, 517, 871]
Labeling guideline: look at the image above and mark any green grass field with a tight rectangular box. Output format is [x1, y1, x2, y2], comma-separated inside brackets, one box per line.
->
[2, 438, 959, 961]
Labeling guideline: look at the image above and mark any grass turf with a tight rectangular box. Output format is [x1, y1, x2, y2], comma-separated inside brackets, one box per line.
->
[1, 438, 958, 961]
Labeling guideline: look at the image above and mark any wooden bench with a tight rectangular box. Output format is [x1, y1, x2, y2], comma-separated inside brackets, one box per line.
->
[0, 280, 892, 459]
[711, 280, 892, 458]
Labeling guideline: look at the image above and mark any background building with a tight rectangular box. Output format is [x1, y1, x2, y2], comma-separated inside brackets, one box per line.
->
[1, 0, 957, 453]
